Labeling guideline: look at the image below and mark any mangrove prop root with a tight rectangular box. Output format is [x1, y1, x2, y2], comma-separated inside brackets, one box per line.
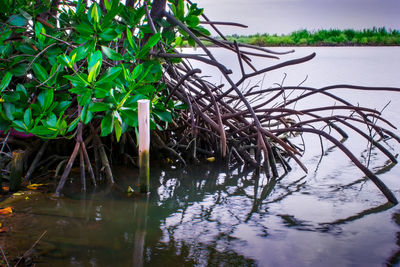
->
[92, 126, 115, 185]
[24, 140, 48, 182]
[148, 2, 399, 203]
[10, 150, 24, 192]
[79, 148, 86, 192]
[54, 141, 80, 196]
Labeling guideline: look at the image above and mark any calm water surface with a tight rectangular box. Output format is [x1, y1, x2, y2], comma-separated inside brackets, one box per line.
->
[1, 47, 400, 266]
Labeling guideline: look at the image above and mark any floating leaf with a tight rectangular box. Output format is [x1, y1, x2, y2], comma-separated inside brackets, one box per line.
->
[0, 207, 12, 215]
[126, 186, 134, 193]
[0, 227, 8, 233]
[206, 157, 215, 162]
[27, 183, 47, 190]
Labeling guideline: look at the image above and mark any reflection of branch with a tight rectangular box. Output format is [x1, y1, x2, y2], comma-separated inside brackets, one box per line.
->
[273, 128, 398, 204]
[246, 176, 278, 222]
[319, 202, 393, 229]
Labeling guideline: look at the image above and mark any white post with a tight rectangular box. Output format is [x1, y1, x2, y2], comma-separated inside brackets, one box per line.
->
[138, 100, 150, 193]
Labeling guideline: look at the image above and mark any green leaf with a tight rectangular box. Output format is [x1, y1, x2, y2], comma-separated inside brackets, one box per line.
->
[168, 3, 177, 17]
[101, 46, 123, 61]
[120, 109, 138, 127]
[90, 3, 101, 24]
[12, 120, 27, 132]
[185, 15, 200, 27]
[70, 46, 88, 62]
[32, 63, 48, 83]
[89, 102, 113, 112]
[191, 26, 211, 36]
[24, 108, 32, 126]
[99, 28, 118, 41]
[3, 103, 15, 120]
[88, 61, 101, 82]
[11, 63, 28, 77]
[67, 117, 80, 132]
[132, 64, 143, 80]
[37, 89, 54, 111]
[45, 113, 57, 128]
[175, 36, 183, 46]
[75, 23, 94, 36]
[16, 44, 36, 54]
[104, 0, 112, 11]
[30, 125, 56, 136]
[174, 102, 188, 110]
[88, 51, 103, 81]
[81, 104, 93, 124]
[57, 54, 72, 68]
[2, 92, 20, 103]
[177, 0, 185, 20]
[0, 72, 12, 93]
[189, 3, 203, 16]
[101, 113, 114, 136]
[121, 64, 132, 82]
[34, 22, 46, 44]
[77, 91, 92, 106]
[126, 27, 137, 52]
[64, 74, 89, 87]
[153, 109, 172, 122]
[114, 120, 121, 142]
[54, 101, 71, 113]
[145, 33, 161, 49]
[47, 64, 60, 86]
[16, 84, 27, 98]
[8, 14, 27, 27]
[97, 66, 122, 85]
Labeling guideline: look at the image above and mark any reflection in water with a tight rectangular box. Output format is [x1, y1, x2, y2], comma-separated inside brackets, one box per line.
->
[388, 212, 400, 265]
[1, 157, 399, 266]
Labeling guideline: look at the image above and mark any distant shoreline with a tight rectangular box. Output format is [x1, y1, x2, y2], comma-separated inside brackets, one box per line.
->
[202, 43, 400, 48]
[201, 28, 400, 47]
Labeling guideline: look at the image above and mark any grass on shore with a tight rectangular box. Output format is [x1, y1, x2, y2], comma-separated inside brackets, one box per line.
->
[219, 28, 400, 46]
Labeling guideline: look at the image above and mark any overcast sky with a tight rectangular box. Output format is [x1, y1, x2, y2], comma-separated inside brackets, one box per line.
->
[196, 0, 400, 35]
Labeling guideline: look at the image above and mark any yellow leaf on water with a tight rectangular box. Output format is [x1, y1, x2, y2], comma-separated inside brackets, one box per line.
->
[27, 183, 47, 190]
[206, 157, 215, 162]
[0, 207, 12, 215]
[126, 186, 134, 193]
[12, 192, 23, 196]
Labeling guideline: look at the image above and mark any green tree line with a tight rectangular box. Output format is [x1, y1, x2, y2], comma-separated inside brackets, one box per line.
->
[223, 28, 400, 46]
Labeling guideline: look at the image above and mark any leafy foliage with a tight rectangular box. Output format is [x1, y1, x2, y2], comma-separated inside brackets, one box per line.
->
[0, 0, 208, 140]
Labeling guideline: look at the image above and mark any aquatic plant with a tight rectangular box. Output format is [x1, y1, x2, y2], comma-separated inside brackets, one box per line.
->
[0, 0, 399, 203]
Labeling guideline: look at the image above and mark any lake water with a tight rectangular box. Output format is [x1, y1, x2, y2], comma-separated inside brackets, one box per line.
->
[1, 47, 400, 266]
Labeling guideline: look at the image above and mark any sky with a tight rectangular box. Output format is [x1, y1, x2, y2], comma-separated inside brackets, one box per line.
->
[196, 0, 400, 35]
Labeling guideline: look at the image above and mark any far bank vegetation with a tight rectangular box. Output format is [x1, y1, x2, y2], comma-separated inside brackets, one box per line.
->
[221, 28, 400, 46]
